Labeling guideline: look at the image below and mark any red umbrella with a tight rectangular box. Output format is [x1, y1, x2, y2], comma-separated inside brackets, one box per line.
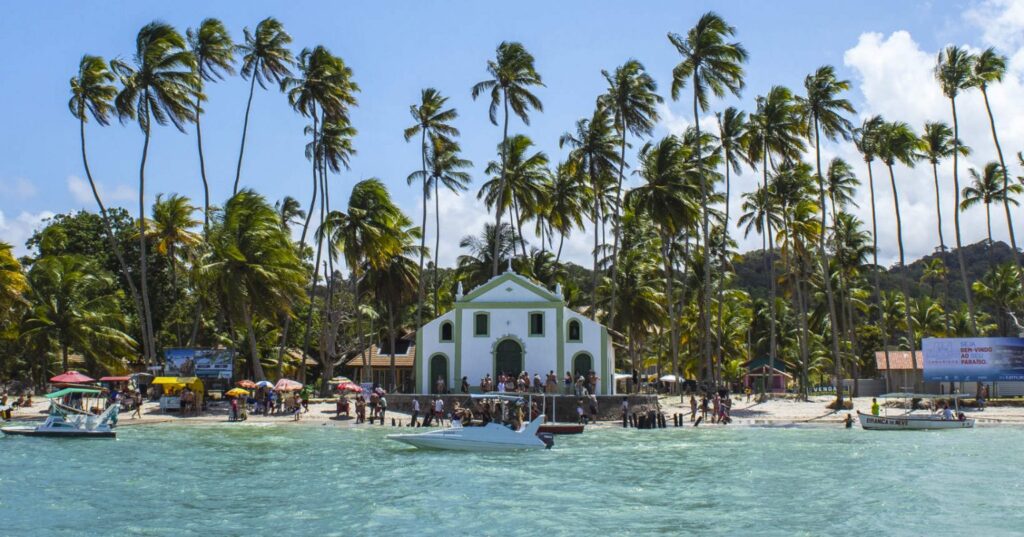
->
[50, 371, 96, 384]
[237, 380, 257, 389]
[274, 378, 303, 392]
[337, 382, 363, 393]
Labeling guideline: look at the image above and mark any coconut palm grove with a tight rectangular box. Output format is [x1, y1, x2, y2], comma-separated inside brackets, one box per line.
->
[2, 7, 1024, 403]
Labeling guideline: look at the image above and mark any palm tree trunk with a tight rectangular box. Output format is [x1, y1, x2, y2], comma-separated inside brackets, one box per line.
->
[609, 126, 628, 326]
[981, 86, 1021, 270]
[693, 88, 713, 389]
[866, 159, 893, 390]
[513, 199, 528, 255]
[138, 102, 156, 365]
[434, 180, 442, 314]
[591, 161, 601, 319]
[291, 108, 320, 381]
[762, 150, 778, 396]
[415, 131, 428, 383]
[931, 160, 953, 336]
[80, 116, 150, 364]
[195, 99, 211, 233]
[950, 97, 978, 333]
[234, 73, 258, 195]
[716, 150, 732, 391]
[662, 231, 678, 395]
[243, 303, 266, 381]
[986, 203, 993, 249]
[555, 233, 565, 265]
[813, 117, 846, 405]
[299, 155, 326, 383]
[491, 92, 510, 277]
[888, 163, 919, 389]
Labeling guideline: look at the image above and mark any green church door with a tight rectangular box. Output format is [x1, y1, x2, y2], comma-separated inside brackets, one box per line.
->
[495, 340, 523, 378]
[573, 353, 593, 379]
[430, 354, 449, 393]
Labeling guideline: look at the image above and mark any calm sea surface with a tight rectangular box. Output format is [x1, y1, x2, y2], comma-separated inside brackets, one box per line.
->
[1, 422, 1021, 536]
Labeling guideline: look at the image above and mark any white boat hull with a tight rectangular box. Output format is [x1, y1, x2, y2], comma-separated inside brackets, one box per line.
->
[388, 417, 551, 451]
[857, 411, 975, 430]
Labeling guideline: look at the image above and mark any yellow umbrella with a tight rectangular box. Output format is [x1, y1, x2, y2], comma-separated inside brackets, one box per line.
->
[225, 388, 249, 397]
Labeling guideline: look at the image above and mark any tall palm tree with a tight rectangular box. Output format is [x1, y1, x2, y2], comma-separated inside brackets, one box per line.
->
[797, 64, 854, 404]
[275, 196, 306, 235]
[235, 17, 293, 194]
[366, 226, 421, 391]
[407, 136, 472, 313]
[920, 122, 969, 256]
[322, 179, 407, 382]
[559, 107, 622, 315]
[972, 263, 1023, 337]
[22, 255, 136, 374]
[744, 86, 805, 392]
[403, 88, 459, 335]
[471, 41, 544, 277]
[714, 107, 747, 376]
[204, 190, 305, 381]
[545, 160, 590, 264]
[457, 223, 516, 289]
[627, 136, 700, 392]
[935, 45, 978, 333]
[876, 120, 922, 384]
[148, 194, 201, 332]
[112, 22, 198, 364]
[598, 59, 662, 325]
[187, 18, 235, 232]
[69, 54, 150, 362]
[669, 11, 747, 387]
[971, 47, 1020, 269]
[854, 115, 892, 388]
[481, 134, 551, 256]
[962, 162, 1023, 250]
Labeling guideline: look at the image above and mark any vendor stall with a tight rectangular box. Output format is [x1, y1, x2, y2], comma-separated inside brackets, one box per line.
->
[152, 377, 205, 412]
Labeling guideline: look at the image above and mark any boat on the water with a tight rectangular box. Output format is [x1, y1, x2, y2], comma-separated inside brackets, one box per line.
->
[388, 393, 553, 451]
[858, 393, 975, 431]
[1, 388, 118, 438]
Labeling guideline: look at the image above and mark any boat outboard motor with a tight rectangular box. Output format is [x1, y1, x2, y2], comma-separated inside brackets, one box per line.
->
[537, 432, 555, 449]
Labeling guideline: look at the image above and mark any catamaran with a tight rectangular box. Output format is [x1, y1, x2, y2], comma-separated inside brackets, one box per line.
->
[857, 393, 975, 431]
[388, 393, 553, 451]
[1, 388, 118, 438]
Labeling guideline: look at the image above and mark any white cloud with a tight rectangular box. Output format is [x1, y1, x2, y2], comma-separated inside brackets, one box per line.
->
[67, 175, 136, 207]
[0, 209, 54, 257]
[834, 7, 1024, 266]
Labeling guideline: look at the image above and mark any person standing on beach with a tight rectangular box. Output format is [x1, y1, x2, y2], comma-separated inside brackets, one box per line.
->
[461, 376, 470, 394]
[131, 391, 143, 419]
[564, 372, 573, 394]
[434, 397, 445, 426]
[411, 398, 420, 426]
[689, 395, 698, 422]
[379, 395, 387, 424]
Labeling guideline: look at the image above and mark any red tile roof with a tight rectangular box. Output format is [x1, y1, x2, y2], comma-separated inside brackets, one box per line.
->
[875, 351, 923, 371]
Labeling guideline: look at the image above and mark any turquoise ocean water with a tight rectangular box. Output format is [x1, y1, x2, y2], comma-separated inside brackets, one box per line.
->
[1, 423, 1022, 536]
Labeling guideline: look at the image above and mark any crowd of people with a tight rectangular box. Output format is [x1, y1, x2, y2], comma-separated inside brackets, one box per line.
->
[472, 370, 601, 396]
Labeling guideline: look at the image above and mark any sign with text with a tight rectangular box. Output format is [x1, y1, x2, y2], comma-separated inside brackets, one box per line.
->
[164, 348, 234, 380]
[922, 337, 1024, 381]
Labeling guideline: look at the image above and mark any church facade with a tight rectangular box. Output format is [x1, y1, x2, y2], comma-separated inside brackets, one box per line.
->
[416, 269, 615, 395]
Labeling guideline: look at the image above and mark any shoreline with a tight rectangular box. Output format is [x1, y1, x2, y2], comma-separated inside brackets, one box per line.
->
[6, 395, 1024, 430]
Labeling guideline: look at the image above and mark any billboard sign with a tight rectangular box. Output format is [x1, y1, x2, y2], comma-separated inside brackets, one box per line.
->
[164, 348, 235, 380]
[922, 337, 1024, 381]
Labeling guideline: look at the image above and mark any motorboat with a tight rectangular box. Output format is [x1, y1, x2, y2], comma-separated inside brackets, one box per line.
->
[858, 393, 975, 431]
[1, 388, 118, 438]
[388, 394, 553, 451]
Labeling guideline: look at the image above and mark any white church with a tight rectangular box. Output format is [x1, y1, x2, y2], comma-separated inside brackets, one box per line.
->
[415, 268, 616, 395]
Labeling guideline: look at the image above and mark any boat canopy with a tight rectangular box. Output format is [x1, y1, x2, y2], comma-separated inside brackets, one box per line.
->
[878, 392, 973, 399]
[45, 387, 103, 399]
[470, 392, 525, 402]
[152, 376, 204, 393]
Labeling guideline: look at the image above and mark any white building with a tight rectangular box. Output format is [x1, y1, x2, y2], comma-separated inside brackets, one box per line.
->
[416, 268, 615, 394]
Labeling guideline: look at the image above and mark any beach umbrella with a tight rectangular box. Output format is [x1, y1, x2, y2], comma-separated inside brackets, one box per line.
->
[50, 371, 96, 384]
[255, 380, 274, 389]
[237, 380, 257, 389]
[274, 379, 303, 392]
[328, 376, 352, 384]
[337, 382, 363, 393]
[225, 388, 250, 397]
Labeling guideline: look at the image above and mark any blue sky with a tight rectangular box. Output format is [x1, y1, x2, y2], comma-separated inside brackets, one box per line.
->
[2, 0, 1021, 267]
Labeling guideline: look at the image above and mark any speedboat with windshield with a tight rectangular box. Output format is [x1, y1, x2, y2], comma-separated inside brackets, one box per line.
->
[857, 393, 975, 430]
[388, 393, 553, 451]
[1, 387, 118, 438]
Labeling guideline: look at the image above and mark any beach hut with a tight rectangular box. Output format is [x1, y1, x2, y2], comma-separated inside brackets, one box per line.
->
[152, 377, 205, 412]
[743, 357, 791, 393]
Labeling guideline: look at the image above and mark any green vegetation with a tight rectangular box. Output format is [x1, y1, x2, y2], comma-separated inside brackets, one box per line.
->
[2, 14, 1023, 403]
